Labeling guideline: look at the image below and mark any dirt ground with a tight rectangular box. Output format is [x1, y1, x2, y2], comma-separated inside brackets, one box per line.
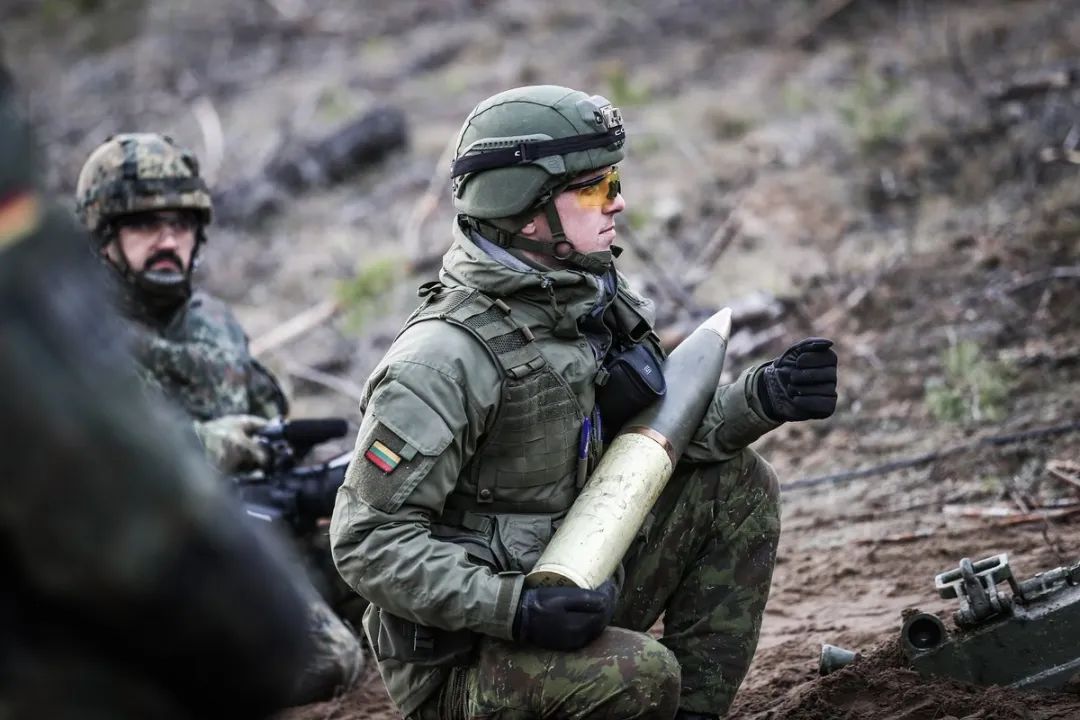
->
[7, 0, 1080, 717]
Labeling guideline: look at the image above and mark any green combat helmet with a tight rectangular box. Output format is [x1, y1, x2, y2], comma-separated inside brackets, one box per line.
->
[451, 85, 625, 274]
[75, 133, 213, 309]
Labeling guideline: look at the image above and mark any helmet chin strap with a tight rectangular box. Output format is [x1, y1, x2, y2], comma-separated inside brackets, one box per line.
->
[101, 228, 202, 322]
[468, 200, 616, 275]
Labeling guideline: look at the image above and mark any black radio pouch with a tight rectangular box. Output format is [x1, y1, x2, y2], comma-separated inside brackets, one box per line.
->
[595, 342, 666, 443]
[372, 608, 475, 667]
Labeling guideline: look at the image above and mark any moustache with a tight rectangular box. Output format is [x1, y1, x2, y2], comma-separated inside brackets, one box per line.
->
[145, 250, 184, 272]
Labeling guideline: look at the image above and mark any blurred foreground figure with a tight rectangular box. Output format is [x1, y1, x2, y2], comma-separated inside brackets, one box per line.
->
[0, 68, 311, 718]
[73, 133, 364, 702]
[331, 85, 840, 718]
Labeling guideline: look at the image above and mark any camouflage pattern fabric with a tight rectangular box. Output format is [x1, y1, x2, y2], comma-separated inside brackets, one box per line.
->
[411, 448, 781, 719]
[332, 225, 782, 716]
[193, 414, 271, 472]
[128, 288, 363, 702]
[415, 628, 681, 720]
[291, 595, 366, 705]
[75, 132, 212, 235]
[0, 70, 312, 717]
[129, 295, 369, 701]
[130, 291, 287, 421]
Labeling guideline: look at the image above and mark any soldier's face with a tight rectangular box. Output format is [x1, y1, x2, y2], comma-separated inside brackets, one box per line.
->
[522, 166, 626, 263]
[105, 210, 198, 274]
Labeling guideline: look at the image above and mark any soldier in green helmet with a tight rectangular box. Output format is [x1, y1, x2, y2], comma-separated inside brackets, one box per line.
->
[0, 62, 315, 718]
[73, 133, 365, 704]
[331, 85, 839, 718]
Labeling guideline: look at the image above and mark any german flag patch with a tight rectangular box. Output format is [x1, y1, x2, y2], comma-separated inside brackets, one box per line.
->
[365, 440, 401, 474]
[0, 190, 42, 251]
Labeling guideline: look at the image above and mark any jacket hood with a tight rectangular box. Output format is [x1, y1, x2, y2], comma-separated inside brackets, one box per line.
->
[439, 220, 610, 330]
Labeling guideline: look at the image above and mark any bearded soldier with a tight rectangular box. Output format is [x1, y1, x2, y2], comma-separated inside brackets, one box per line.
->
[73, 133, 363, 704]
[331, 85, 839, 718]
[74, 133, 285, 473]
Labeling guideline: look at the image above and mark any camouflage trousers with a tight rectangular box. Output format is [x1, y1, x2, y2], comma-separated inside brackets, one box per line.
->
[415, 447, 781, 719]
[289, 576, 367, 705]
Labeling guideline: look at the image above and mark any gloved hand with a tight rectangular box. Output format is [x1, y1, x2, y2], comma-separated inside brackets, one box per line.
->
[758, 338, 838, 422]
[513, 580, 617, 652]
[193, 414, 270, 473]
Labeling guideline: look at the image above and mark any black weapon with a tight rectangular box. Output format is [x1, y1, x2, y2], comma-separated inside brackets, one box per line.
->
[231, 418, 352, 534]
[900, 553, 1080, 689]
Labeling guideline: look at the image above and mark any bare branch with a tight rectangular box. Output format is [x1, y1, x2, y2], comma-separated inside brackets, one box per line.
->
[283, 359, 365, 404]
[191, 95, 226, 186]
[250, 299, 340, 357]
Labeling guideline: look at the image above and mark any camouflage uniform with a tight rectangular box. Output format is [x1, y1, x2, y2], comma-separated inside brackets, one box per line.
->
[332, 224, 781, 718]
[331, 85, 784, 720]
[127, 290, 287, 422]
[74, 133, 363, 704]
[0, 67, 312, 718]
[74, 132, 287, 422]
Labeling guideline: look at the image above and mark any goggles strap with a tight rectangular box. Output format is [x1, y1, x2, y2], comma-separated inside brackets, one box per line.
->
[469, 214, 613, 276]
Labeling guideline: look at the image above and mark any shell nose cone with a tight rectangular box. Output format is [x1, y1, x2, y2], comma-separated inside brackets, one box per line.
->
[701, 307, 732, 342]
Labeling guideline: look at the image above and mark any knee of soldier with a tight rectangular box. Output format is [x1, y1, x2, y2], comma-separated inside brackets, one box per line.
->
[308, 599, 365, 686]
[742, 447, 780, 507]
[597, 628, 682, 717]
[698, 448, 780, 512]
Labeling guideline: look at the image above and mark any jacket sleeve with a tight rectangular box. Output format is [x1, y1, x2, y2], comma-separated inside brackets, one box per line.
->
[682, 362, 781, 463]
[330, 321, 522, 640]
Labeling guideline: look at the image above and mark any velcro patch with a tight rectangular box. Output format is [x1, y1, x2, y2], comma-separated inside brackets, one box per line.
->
[365, 440, 401, 473]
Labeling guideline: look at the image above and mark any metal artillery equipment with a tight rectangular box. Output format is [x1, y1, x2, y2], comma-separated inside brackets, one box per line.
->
[901, 553, 1080, 689]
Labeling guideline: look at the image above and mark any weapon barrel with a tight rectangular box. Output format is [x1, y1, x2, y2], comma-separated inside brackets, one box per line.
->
[526, 308, 732, 589]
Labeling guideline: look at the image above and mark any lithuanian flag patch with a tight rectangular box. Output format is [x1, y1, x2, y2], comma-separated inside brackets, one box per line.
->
[365, 440, 401, 474]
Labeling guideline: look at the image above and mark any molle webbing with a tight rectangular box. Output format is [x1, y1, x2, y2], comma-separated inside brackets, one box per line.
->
[403, 283, 583, 513]
[403, 285, 546, 379]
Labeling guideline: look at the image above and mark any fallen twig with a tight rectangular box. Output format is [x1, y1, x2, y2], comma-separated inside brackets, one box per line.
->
[402, 136, 457, 258]
[787, 419, 1080, 491]
[618, 224, 699, 315]
[1048, 460, 1080, 492]
[250, 298, 340, 357]
[283, 359, 365, 404]
[817, 284, 871, 332]
[1038, 147, 1080, 165]
[1001, 266, 1080, 293]
[993, 507, 1080, 528]
[191, 94, 225, 186]
[683, 219, 739, 293]
[855, 529, 935, 545]
[987, 68, 1076, 103]
[785, 0, 860, 48]
[943, 501, 1080, 519]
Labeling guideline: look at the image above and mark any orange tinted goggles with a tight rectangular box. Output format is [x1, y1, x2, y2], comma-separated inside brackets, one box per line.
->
[566, 167, 621, 208]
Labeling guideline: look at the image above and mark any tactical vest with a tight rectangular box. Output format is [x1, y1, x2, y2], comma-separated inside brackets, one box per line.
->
[401, 282, 604, 528]
[370, 280, 659, 677]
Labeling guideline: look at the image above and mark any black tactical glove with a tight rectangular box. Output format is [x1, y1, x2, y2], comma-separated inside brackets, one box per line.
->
[513, 581, 616, 652]
[758, 338, 838, 422]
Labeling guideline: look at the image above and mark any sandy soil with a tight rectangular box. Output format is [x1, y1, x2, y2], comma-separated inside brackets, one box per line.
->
[9, 0, 1080, 717]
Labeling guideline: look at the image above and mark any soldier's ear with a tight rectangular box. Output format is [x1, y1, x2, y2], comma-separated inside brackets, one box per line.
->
[520, 219, 539, 237]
